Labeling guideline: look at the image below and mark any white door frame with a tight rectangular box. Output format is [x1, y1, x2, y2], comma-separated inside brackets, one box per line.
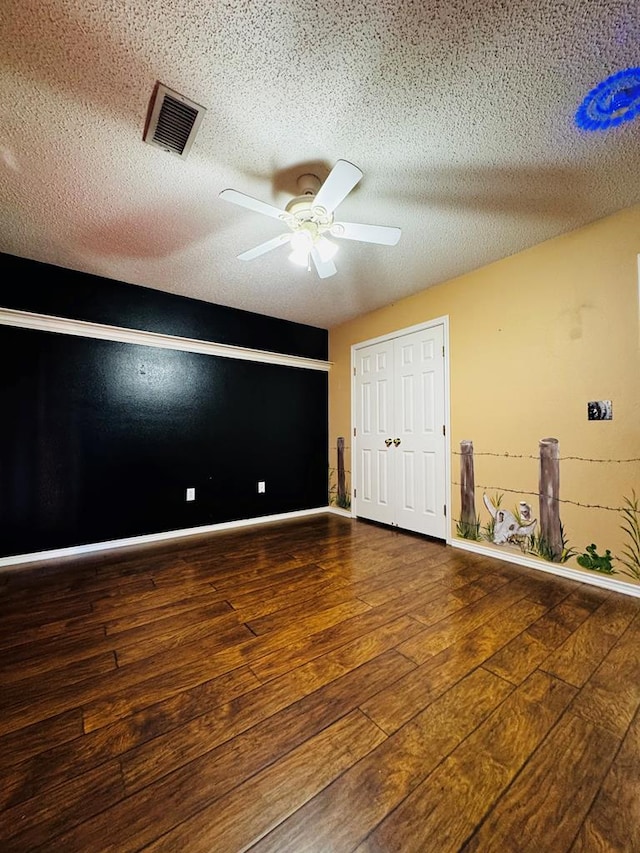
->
[350, 315, 451, 543]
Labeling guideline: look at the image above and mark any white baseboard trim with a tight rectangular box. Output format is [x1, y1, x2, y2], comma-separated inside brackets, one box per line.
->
[452, 538, 640, 599]
[327, 506, 353, 518]
[0, 507, 331, 569]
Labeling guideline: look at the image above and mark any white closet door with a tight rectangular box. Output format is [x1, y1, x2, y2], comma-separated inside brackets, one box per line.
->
[354, 338, 395, 527]
[354, 322, 446, 539]
[393, 324, 446, 538]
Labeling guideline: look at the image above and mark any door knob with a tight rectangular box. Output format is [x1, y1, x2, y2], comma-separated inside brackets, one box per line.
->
[384, 438, 393, 447]
[393, 438, 401, 446]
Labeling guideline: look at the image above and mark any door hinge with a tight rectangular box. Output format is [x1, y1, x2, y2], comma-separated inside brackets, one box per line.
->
[353, 366, 356, 376]
[444, 504, 447, 517]
[442, 424, 446, 436]
[442, 345, 445, 357]
[354, 488, 357, 498]
[353, 427, 356, 437]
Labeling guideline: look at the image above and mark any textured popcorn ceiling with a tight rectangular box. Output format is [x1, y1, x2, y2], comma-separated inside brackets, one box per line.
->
[0, 0, 639, 329]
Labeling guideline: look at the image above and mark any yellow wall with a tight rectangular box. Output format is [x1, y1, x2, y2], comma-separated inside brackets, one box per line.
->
[329, 204, 640, 586]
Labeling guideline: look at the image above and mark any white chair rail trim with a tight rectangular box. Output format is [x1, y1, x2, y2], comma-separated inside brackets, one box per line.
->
[0, 308, 331, 372]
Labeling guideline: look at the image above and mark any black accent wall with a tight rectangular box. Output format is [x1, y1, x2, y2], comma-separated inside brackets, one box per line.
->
[0, 253, 328, 558]
[0, 254, 327, 360]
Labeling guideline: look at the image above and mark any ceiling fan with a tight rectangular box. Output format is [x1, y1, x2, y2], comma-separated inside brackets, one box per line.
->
[219, 160, 401, 279]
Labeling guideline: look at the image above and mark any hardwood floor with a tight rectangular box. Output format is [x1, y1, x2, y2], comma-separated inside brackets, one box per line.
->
[1, 514, 639, 852]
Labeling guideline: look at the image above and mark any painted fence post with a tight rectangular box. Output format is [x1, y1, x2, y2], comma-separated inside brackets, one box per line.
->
[337, 437, 346, 507]
[539, 437, 562, 560]
[460, 440, 477, 536]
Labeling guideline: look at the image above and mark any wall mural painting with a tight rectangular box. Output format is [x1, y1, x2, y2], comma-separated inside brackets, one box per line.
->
[329, 437, 351, 510]
[456, 439, 640, 582]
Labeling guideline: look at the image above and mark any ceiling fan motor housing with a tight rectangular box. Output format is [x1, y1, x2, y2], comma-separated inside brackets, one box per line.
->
[296, 173, 322, 195]
[284, 194, 333, 236]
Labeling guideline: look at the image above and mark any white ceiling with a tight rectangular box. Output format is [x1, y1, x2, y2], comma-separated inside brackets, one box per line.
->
[1, 0, 639, 329]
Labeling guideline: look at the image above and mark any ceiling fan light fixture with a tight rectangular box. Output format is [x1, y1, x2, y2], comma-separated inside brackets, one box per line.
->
[290, 230, 313, 252]
[316, 236, 338, 263]
[288, 247, 311, 267]
[288, 230, 312, 266]
[219, 159, 401, 278]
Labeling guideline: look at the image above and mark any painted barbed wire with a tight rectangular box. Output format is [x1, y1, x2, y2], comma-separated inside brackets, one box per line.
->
[451, 482, 626, 513]
[452, 451, 640, 463]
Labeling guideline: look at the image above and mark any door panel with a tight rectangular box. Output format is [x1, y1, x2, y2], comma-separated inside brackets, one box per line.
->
[355, 323, 446, 539]
[422, 451, 437, 515]
[399, 450, 416, 511]
[394, 324, 445, 537]
[355, 339, 395, 526]
[377, 449, 390, 507]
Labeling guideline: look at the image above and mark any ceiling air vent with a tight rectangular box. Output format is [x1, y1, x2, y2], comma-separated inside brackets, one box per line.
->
[144, 83, 206, 158]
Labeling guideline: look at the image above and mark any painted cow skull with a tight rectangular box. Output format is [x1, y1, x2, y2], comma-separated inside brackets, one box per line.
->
[483, 494, 537, 545]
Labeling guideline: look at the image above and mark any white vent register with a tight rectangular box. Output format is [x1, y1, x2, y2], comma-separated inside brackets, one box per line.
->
[144, 83, 207, 158]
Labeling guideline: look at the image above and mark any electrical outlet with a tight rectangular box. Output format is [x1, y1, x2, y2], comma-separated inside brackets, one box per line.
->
[257, 481, 266, 493]
[186, 487, 195, 501]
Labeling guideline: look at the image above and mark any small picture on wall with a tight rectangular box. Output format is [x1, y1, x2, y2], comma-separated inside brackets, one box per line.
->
[587, 400, 613, 420]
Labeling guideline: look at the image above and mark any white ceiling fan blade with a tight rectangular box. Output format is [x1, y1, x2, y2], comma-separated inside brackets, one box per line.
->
[237, 233, 291, 261]
[310, 247, 337, 279]
[219, 188, 287, 221]
[313, 160, 363, 215]
[332, 221, 401, 246]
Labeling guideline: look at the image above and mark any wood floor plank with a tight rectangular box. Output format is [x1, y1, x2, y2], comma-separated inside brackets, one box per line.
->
[249, 666, 514, 853]
[50, 703, 387, 852]
[121, 647, 415, 794]
[113, 607, 246, 666]
[103, 588, 230, 634]
[83, 596, 374, 732]
[81, 641, 252, 732]
[231, 574, 350, 624]
[356, 670, 576, 853]
[348, 560, 451, 606]
[143, 710, 387, 853]
[247, 598, 372, 652]
[570, 706, 640, 852]
[0, 594, 93, 636]
[1, 515, 638, 853]
[244, 585, 365, 634]
[568, 610, 640, 739]
[0, 637, 116, 685]
[0, 651, 117, 719]
[396, 575, 541, 661]
[481, 587, 602, 685]
[361, 598, 547, 734]
[0, 709, 84, 773]
[88, 577, 214, 617]
[541, 595, 640, 687]
[404, 577, 496, 629]
[246, 585, 443, 683]
[210, 559, 330, 596]
[520, 574, 578, 608]
[1, 666, 258, 811]
[313, 547, 441, 584]
[0, 609, 100, 651]
[1, 627, 252, 737]
[0, 760, 124, 852]
[461, 712, 620, 852]
[483, 629, 552, 685]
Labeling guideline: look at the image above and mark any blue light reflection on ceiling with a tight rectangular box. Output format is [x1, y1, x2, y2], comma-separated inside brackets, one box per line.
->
[575, 67, 640, 131]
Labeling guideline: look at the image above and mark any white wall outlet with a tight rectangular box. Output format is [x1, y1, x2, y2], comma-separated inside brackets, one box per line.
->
[257, 481, 266, 493]
[186, 487, 195, 501]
